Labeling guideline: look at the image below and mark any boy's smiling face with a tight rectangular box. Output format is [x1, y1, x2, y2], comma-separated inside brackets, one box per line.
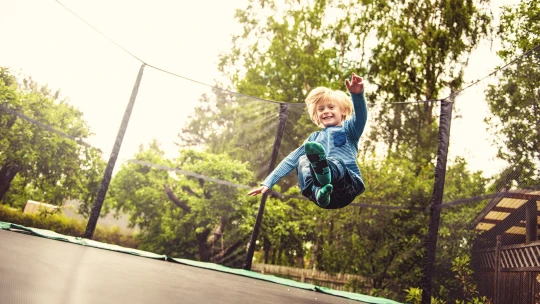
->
[317, 102, 344, 127]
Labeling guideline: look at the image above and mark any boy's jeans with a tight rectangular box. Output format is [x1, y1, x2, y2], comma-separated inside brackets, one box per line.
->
[297, 155, 365, 209]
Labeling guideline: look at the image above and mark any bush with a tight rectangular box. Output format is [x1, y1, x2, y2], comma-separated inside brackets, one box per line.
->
[404, 256, 493, 304]
[0, 204, 140, 249]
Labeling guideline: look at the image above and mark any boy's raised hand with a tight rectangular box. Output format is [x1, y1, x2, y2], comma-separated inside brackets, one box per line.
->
[345, 72, 364, 94]
[247, 186, 269, 196]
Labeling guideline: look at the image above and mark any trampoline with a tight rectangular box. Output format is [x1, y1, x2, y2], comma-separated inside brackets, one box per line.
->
[0, 223, 401, 304]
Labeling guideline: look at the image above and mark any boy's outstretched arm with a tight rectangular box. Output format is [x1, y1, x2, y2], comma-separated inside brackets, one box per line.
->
[345, 72, 368, 136]
[248, 143, 306, 197]
[247, 186, 269, 196]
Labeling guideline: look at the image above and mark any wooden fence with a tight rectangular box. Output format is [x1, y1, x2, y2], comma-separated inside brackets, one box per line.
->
[473, 239, 540, 303]
[251, 263, 367, 292]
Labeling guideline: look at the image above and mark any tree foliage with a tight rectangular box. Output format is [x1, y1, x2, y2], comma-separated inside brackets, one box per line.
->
[0, 67, 104, 210]
[180, 88, 296, 186]
[181, 0, 355, 190]
[177, 0, 494, 301]
[2, 0, 526, 300]
[106, 141, 255, 266]
[365, 0, 490, 165]
[485, 0, 540, 189]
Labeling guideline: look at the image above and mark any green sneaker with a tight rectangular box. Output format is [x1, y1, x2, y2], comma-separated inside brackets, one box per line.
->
[316, 184, 333, 207]
[305, 142, 331, 185]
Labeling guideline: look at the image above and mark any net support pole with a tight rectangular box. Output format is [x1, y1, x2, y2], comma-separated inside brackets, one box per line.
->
[84, 63, 146, 239]
[243, 103, 290, 270]
[421, 99, 453, 303]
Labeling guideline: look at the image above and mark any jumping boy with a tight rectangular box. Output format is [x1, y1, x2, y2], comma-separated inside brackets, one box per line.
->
[247, 73, 367, 209]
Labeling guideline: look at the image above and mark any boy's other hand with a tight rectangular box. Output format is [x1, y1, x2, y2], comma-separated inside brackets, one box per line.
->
[247, 186, 269, 196]
[345, 72, 364, 94]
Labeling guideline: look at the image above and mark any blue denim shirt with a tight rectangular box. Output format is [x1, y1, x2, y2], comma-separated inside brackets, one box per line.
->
[262, 91, 367, 189]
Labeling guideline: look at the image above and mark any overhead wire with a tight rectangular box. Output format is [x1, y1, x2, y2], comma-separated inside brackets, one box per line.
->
[146, 64, 304, 106]
[54, 1, 539, 109]
[127, 159, 252, 189]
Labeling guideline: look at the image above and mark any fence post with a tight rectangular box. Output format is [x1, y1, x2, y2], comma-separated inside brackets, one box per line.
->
[243, 103, 290, 270]
[525, 199, 536, 303]
[420, 100, 453, 304]
[525, 199, 537, 243]
[84, 63, 146, 239]
[494, 235, 501, 303]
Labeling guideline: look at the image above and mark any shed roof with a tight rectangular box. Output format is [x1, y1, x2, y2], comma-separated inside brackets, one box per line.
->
[473, 190, 540, 235]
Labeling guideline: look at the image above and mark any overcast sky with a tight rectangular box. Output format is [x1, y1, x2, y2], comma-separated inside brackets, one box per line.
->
[0, 0, 520, 177]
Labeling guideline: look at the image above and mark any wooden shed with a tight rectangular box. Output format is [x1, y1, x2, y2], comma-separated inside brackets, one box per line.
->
[471, 189, 540, 304]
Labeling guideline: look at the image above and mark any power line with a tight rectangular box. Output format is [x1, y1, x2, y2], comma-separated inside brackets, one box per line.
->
[0, 103, 423, 211]
[367, 45, 540, 105]
[369, 99, 443, 106]
[174, 40, 536, 106]
[127, 159, 429, 211]
[440, 188, 540, 209]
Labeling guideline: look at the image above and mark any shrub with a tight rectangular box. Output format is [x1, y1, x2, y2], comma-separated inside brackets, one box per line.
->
[0, 204, 140, 249]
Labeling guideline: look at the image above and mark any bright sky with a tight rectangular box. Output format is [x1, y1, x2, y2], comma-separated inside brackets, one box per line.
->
[0, 0, 248, 163]
[0, 0, 520, 178]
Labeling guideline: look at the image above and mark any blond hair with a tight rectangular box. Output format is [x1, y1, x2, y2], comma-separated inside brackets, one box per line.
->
[305, 87, 353, 127]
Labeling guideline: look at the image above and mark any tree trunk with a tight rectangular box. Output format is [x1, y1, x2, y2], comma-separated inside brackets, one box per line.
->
[163, 184, 191, 212]
[2, 115, 17, 129]
[295, 244, 305, 268]
[271, 247, 277, 265]
[0, 163, 19, 201]
[263, 237, 271, 264]
[309, 237, 320, 270]
[197, 228, 212, 262]
[198, 219, 228, 262]
[328, 220, 334, 245]
[207, 217, 224, 248]
[212, 239, 243, 264]
[275, 246, 282, 265]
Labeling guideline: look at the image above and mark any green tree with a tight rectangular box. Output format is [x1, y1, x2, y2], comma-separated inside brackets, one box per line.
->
[183, 0, 491, 192]
[365, 0, 490, 165]
[220, 0, 351, 101]
[107, 142, 254, 265]
[179, 1, 493, 301]
[311, 155, 431, 299]
[0, 68, 20, 197]
[254, 186, 321, 267]
[180, 88, 290, 185]
[301, 155, 487, 300]
[0, 67, 104, 209]
[182, 0, 357, 190]
[485, 0, 540, 190]
[433, 157, 489, 301]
